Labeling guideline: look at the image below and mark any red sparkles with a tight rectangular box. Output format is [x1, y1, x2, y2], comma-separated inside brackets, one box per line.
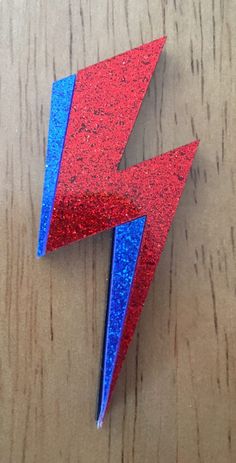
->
[46, 37, 199, 418]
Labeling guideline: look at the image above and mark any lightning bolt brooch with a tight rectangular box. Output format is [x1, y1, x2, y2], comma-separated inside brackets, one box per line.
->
[37, 37, 199, 427]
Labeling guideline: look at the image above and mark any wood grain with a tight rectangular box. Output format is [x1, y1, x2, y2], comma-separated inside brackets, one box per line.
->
[0, 1, 236, 462]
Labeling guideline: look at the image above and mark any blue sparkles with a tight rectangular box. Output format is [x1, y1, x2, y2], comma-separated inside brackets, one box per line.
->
[97, 216, 146, 427]
[37, 74, 76, 257]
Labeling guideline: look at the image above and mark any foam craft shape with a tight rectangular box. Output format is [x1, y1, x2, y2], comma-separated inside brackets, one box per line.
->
[37, 37, 199, 427]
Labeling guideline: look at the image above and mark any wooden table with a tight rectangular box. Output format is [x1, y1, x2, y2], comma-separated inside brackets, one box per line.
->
[0, 1, 235, 462]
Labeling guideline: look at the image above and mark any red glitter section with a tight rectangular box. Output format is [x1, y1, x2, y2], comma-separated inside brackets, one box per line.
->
[45, 38, 199, 419]
[47, 37, 166, 250]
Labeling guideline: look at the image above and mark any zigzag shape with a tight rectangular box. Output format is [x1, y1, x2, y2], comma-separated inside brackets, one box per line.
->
[37, 37, 199, 427]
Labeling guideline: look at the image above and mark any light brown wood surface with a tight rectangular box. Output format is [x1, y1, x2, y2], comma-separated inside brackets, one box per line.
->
[0, 1, 236, 462]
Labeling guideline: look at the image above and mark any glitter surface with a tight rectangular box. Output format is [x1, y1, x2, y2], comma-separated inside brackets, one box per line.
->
[46, 37, 166, 251]
[37, 74, 76, 257]
[37, 37, 199, 425]
[97, 216, 146, 427]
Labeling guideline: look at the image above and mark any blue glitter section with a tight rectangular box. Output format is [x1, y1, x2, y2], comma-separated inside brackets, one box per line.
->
[97, 216, 146, 427]
[37, 74, 76, 257]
